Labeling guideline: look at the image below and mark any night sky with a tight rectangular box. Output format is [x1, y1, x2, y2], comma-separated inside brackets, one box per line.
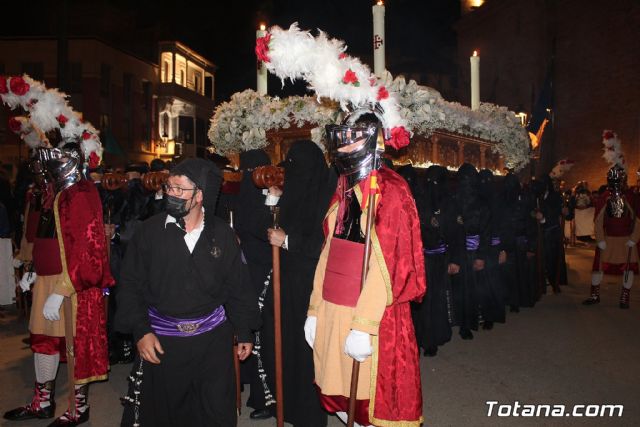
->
[2, 0, 459, 102]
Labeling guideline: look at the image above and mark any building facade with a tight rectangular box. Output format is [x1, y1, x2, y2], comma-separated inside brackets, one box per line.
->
[456, 0, 640, 188]
[0, 37, 216, 168]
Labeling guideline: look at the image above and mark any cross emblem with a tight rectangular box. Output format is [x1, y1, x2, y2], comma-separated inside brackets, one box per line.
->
[373, 35, 384, 50]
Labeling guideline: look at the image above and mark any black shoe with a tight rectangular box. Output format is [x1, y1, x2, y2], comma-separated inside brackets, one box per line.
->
[582, 296, 600, 305]
[620, 302, 630, 309]
[4, 403, 56, 421]
[424, 346, 438, 357]
[459, 328, 474, 340]
[509, 305, 520, 313]
[46, 407, 89, 426]
[483, 321, 494, 330]
[250, 408, 272, 420]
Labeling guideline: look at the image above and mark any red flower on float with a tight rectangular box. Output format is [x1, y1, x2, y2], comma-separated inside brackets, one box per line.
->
[8, 117, 22, 133]
[0, 77, 7, 94]
[255, 33, 272, 63]
[603, 130, 615, 139]
[377, 86, 389, 101]
[339, 53, 347, 59]
[88, 152, 100, 169]
[369, 77, 377, 87]
[57, 114, 68, 127]
[9, 76, 30, 96]
[387, 126, 410, 150]
[342, 69, 359, 86]
[82, 131, 92, 140]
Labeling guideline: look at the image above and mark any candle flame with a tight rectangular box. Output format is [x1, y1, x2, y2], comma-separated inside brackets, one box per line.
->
[259, 23, 266, 31]
[377, 0, 384, 5]
[473, 50, 478, 56]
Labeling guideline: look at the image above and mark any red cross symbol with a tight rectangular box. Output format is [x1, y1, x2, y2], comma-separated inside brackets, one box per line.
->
[373, 35, 384, 50]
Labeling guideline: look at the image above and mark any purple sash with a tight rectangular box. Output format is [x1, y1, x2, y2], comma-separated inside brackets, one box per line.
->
[466, 235, 480, 251]
[149, 306, 226, 337]
[490, 236, 501, 246]
[424, 243, 447, 256]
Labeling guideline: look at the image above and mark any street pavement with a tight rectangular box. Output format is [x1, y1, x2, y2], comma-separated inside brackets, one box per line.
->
[1, 245, 638, 426]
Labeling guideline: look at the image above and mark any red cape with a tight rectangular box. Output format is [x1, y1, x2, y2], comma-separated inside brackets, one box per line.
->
[327, 166, 426, 425]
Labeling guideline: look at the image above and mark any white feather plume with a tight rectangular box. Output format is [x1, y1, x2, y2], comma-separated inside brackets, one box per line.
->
[601, 130, 625, 168]
[549, 159, 574, 179]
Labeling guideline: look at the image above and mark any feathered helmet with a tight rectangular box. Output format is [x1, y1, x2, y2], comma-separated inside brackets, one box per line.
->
[256, 23, 411, 186]
[601, 130, 626, 191]
[0, 75, 103, 169]
[549, 159, 574, 180]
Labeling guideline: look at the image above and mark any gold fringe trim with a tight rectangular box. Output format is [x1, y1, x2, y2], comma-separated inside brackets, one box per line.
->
[74, 374, 108, 385]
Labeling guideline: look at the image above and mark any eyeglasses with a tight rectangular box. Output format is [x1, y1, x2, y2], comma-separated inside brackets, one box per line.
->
[162, 184, 197, 196]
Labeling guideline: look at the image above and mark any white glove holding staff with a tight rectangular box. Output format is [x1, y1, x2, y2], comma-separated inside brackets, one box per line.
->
[304, 316, 317, 349]
[344, 329, 372, 362]
[597, 241, 607, 250]
[19, 272, 37, 293]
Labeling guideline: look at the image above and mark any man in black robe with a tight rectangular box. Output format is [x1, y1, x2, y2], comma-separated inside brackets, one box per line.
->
[115, 158, 260, 427]
[234, 149, 275, 419]
[265, 140, 336, 427]
[413, 165, 462, 356]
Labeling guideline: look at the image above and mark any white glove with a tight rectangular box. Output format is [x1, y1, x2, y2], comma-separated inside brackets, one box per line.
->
[626, 240, 636, 248]
[42, 294, 64, 321]
[597, 241, 607, 250]
[12, 258, 24, 269]
[19, 271, 37, 293]
[304, 316, 317, 349]
[344, 330, 372, 362]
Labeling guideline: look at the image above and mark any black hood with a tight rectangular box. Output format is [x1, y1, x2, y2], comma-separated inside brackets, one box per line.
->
[171, 158, 222, 220]
[425, 165, 447, 212]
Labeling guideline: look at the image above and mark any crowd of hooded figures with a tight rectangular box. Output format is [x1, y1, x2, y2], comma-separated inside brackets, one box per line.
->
[396, 162, 568, 357]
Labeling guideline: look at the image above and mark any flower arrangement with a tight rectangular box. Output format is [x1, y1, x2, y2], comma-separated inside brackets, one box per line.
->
[549, 159, 575, 179]
[0, 74, 103, 167]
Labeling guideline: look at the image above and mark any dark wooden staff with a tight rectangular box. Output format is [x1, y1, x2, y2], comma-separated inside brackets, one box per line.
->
[225, 207, 243, 416]
[535, 198, 546, 298]
[62, 297, 76, 419]
[251, 165, 285, 427]
[347, 169, 379, 427]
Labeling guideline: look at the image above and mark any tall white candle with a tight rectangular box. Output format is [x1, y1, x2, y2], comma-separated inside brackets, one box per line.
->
[257, 24, 268, 95]
[470, 50, 480, 110]
[372, 1, 385, 78]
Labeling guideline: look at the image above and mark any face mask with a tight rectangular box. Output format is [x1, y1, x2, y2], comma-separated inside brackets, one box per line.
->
[165, 194, 190, 219]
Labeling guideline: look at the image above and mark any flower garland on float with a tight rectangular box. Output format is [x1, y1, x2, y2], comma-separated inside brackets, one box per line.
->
[0, 74, 103, 168]
[209, 24, 531, 171]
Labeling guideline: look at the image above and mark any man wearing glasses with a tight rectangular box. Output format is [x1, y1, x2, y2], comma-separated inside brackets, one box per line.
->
[115, 158, 260, 427]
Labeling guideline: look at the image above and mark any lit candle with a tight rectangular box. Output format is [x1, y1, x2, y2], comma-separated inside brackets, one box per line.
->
[257, 23, 268, 95]
[470, 50, 480, 110]
[372, 1, 385, 78]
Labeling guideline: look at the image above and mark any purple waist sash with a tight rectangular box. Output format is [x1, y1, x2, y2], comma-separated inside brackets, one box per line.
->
[149, 306, 226, 337]
[490, 236, 501, 246]
[424, 243, 447, 256]
[466, 235, 480, 251]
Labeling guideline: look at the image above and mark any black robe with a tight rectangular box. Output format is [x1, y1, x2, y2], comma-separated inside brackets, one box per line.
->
[262, 140, 336, 427]
[116, 213, 261, 427]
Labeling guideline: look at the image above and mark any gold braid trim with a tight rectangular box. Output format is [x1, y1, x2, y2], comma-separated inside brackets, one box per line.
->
[74, 374, 108, 385]
[352, 316, 380, 328]
[53, 193, 78, 335]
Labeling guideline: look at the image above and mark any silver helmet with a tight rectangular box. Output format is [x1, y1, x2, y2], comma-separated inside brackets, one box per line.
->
[325, 109, 386, 188]
[36, 142, 84, 192]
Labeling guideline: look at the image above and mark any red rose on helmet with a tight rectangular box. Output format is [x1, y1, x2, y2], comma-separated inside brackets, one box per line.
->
[387, 126, 410, 150]
[88, 152, 100, 169]
[0, 77, 7, 94]
[377, 86, 389, 101]
[57, 114, 68, 127]
[255, 33, 272, 63]
[603, 130, 615, 140]
[82, 131, 92, 140]
[9, 76, 30, 96]
[342, 69, 359, 86]
[8, 117, 22, 133]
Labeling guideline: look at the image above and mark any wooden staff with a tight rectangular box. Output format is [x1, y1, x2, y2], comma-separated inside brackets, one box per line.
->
[233, 336, 242, 415]
[347, 170, 379, 427]
[62, 297, 76, 419]
[271, 206, 284, 427]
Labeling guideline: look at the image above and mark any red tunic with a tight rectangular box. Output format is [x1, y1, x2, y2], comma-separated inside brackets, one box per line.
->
[31, 180, 114, 383]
